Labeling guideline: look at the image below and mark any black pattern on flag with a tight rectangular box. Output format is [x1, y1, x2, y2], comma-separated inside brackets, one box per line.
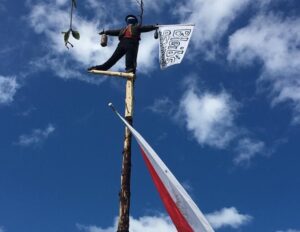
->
[159, 24, 194, 69]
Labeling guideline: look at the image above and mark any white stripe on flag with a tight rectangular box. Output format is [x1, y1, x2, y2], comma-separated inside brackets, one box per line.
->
[114, 110, 214, 232]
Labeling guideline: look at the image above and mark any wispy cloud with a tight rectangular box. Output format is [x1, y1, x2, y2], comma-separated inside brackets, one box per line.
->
[276, 230, 300, 232]
[206, 207, 252, 229]
[17, 106, 37, 117]
[228, 13, 300, 124]
[29, 55, 106, 85]
[175, 0, 251, 59]
[141, 0, 172, 13]
[234, 138, 266, 165]
[150, 78, 267, 165]
[178, 81, 238, 149]
[0, 226, 5, 232]
[77, 215, 176, 232]
[147, 96, 175, 115]
[77, 207, 252, 231]
[16, 124, 56, 147]
[27, 1, 158, 83]
[0, 75, 19, 105]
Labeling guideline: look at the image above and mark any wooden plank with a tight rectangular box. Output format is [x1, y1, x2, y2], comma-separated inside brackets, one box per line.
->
[88, 70, 135, 79]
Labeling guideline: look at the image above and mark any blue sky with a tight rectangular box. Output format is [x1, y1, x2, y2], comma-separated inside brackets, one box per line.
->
[0, 0, 300, 231]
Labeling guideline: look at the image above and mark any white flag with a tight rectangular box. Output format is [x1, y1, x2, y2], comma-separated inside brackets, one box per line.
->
[112, 107, 214, 232]
[159, 24, 194, 69]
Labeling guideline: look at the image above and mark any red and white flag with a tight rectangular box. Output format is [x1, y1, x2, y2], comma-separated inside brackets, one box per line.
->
[113, 108, 214, 232]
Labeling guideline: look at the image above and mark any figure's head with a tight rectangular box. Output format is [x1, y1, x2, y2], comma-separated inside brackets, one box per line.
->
[125, 15, 138, 25]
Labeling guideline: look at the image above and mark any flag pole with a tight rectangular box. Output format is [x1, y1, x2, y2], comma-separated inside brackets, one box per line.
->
[89, 70, 135, 232]
[116, 74, 135, 232]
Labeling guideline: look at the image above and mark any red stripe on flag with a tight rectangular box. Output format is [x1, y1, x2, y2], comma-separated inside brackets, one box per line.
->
[140, 147, 194, 232]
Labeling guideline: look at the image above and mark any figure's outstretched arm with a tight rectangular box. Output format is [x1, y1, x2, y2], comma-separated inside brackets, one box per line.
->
[139, 24, 158, 33]
[100, 29, 122, 36]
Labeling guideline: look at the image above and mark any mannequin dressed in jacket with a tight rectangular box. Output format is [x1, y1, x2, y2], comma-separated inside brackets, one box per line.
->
[88, 15, 157, 73]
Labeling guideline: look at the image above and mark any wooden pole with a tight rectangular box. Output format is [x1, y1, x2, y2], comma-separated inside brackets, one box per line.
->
[88, 69, 135, 231]
[117, 75, 135, 232]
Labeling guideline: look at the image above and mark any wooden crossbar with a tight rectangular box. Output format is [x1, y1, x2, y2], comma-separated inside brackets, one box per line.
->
[88, 70, 135, 79]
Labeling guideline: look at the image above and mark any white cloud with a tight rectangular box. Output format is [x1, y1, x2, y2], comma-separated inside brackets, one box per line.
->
[54, 0, 68, 6]
[27, 1, 158, 82]
[77, 215, 176, 232]
[276, 230, 300, 232]
[16, 124, 55, 147]
[206, 207, 252, 229]
[78, 209, 252, 232]
[178, 83, 238, 148]
[0, 226, 4, 232]
[30, 55, 106, 85]
[147, 96, 174, 115]
[149, 80, 267, 165]
[0, 75, 19, 105]
[175, 0, 251, 59]
[142, 0, 172, 13]
[137, 32, 159, 74]
[82, 0, 110, 14]
[234, 138, 266, 165]
[28, 3, 115, 65]
[228, 14, 300, 124]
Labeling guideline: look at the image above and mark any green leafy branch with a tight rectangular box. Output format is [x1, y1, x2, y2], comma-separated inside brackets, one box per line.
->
[62, 0, 80, 49]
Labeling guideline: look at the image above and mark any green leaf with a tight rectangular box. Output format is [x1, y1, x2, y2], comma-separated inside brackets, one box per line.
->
[72, 30, 80, 40]
[72, 0, 77, 8]
[64, 30, 70, 43]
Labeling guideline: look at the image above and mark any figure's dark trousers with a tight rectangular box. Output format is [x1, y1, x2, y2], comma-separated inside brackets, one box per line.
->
[96, 39, 139, 71]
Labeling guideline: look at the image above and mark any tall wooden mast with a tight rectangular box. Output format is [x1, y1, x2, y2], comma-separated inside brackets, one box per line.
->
[117, 74, 135, 232]
[88, 70, 135, 232]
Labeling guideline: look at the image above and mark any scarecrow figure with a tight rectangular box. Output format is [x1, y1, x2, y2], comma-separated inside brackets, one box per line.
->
[88, 15, 157, 73]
